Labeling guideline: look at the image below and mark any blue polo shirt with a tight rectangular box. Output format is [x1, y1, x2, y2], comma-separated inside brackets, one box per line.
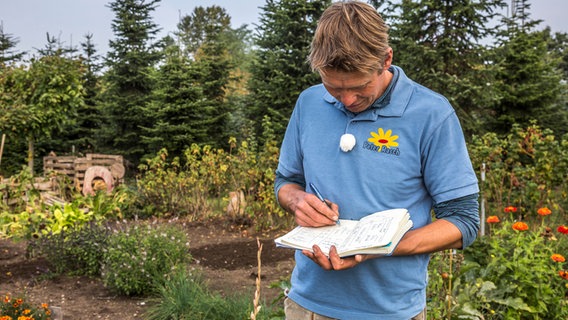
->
[275, 66, 479, 319]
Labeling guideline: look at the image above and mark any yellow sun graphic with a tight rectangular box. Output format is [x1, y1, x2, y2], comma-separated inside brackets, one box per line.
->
[368, 128, 399, 151]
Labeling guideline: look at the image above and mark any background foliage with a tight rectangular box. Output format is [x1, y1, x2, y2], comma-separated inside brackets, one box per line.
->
[1, 0, 568, 319]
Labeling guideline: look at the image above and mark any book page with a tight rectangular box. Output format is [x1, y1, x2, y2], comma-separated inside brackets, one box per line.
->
[338, 216, 396, 251]
[276, 220, 359, 252]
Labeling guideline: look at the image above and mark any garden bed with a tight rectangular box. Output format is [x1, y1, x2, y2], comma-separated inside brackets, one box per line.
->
[0, 220, 295, 319]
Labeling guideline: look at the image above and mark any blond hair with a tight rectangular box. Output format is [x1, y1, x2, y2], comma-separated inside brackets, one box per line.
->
[309, 1, 390, 74]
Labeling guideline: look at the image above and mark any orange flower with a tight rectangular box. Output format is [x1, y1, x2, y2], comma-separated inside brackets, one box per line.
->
[512, 221, 529, 231]
[552, 254, 566, 263]
[559, 270, 568, 280]
[504, 206, 518, 213]
[537, 207, 552, 216]
[557, 225, 568, 234]
[486, 216, 500, 223]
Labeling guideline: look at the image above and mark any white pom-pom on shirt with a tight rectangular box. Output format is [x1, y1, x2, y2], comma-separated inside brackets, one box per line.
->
[339, 133, 356, 152]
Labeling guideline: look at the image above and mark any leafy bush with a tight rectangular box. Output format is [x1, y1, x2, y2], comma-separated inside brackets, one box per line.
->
[135, 127, 290, 230]
[101, 220, 190, 296]
[31, 221, 111, 276]
[428, 209, 568, 319]
[470, 123, 568, 221]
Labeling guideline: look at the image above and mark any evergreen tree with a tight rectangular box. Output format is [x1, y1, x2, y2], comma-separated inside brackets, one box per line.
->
[383, 0, 506, 137]
[142, 42, 213, 157]
[67, 34, 103, 154]
[247, 0, 330, 144]
[99, 0, 163, 164]
[173, 5, 238, 148]
[490, 1, 564, 135]
[0, 22, 25, 63]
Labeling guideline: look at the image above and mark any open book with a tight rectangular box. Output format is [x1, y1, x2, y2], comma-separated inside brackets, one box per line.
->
[275, 208, 413, 257]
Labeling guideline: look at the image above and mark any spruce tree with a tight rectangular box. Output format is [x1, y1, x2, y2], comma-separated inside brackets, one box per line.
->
[490, 0, 564, 134]
[99, 0, 163, 164]
[142, 41, 213, 157]
[384, 0, 506, 136]
[247, 0, 330, 144]
[173, 5, 239, 149]
[0, 23, 25, 63]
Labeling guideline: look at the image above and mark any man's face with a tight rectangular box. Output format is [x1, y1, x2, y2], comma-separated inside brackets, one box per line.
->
[320, 68, 388, 113]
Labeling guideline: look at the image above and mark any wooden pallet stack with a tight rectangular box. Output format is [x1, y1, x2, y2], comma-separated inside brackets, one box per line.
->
[43, 153, 125, 194]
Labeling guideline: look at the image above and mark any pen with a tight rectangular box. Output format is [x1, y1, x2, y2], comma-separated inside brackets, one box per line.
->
[309, 182, 340, 225]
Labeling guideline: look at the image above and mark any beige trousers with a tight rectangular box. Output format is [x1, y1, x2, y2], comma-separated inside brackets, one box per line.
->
[284, 298, 427, 320]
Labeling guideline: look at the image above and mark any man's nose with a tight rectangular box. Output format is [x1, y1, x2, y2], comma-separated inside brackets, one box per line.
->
[340, 92, 357, 107]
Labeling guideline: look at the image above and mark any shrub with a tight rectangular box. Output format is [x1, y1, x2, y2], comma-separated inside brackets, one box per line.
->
[135, 131, 290, 230]
[470, 124, 568, 222]
[30, 221, 111, 276]
[449, 215, 568, 319]
[101, 220, 190, 296]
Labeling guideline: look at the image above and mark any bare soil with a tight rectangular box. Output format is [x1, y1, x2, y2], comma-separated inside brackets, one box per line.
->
[0, 220, 295, 319]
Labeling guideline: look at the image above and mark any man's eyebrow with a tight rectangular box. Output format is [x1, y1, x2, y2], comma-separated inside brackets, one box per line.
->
[324, 80, 371, 90]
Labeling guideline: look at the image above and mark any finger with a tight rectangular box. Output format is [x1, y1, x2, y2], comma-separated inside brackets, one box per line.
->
[328, 246, 354, 270]
[307, 195, 339, 225]
[311, 245, 333, 270]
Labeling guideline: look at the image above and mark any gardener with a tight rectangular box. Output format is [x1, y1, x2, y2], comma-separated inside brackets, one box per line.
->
[274, 1, 480, 319]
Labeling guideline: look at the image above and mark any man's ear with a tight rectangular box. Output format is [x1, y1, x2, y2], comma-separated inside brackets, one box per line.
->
[384, 47, 393, 69]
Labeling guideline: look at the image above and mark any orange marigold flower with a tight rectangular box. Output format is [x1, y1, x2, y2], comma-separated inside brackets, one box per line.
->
[537, 207, 552, 216]
[3, 295, 9, 303]
[512, 221, 529, 231]
[558, 225, 568, 234]
[486, 216, 500, 223]
[552, 254, 566, 263]
[42, 303, 49, 309]
[504, 206, 518, 213]
[559, 270, 568, 280]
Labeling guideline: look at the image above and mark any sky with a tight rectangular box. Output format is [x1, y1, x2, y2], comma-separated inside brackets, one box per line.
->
[1, 0, 567, 58]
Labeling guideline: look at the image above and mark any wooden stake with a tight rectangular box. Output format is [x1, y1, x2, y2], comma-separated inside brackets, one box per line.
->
[0, 134, 5, 169]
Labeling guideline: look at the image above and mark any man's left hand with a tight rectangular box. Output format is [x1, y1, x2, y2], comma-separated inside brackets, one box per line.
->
[302, 245, 381, 270]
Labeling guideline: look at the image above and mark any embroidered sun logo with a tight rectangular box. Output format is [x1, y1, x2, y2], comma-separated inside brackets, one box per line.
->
[368, 128, 399, 151]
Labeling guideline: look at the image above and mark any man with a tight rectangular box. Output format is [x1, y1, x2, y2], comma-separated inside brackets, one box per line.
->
[274, 1, 480, 319]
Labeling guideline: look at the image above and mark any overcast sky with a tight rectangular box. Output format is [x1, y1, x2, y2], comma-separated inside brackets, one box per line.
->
[1, 0, 567, 57]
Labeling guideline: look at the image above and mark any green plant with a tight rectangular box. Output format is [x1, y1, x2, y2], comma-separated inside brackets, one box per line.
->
[135, 127, 289, 230]
[470, 124, 568, 222]
[101, 221, 190, 296]
[449, 213, 568, 319]
[1, 294, 53, 320]
[30, 221, 111, 276]
[145, 267, 281, 320]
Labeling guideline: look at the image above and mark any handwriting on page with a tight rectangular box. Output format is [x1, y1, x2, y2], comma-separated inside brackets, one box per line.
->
[284, 224, 356, 252]
[339, 216, 394, 250]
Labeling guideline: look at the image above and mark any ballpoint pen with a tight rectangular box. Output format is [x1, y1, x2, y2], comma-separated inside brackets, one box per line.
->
[309, 182, 340, 225]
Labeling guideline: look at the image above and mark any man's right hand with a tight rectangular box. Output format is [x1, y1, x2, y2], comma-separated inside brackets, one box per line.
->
[278, 184, 339, 227]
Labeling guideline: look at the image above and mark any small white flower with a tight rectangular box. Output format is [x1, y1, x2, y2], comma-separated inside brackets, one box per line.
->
[339, 133, 356, 152]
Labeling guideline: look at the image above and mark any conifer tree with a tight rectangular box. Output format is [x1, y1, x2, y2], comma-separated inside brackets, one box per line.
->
[490, 0, 564, 134]
[142, 41, 214, 157]
[0, 23, 25, 63]
[64, 33, 103, 154]
[384, 0, 506, 136]
[247, 0, 330, 144]
[99, 0, 163, 164]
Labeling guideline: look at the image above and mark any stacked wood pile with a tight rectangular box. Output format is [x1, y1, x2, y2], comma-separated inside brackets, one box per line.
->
[43, 153, 125, 195]
[0, 176, 66, 207]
